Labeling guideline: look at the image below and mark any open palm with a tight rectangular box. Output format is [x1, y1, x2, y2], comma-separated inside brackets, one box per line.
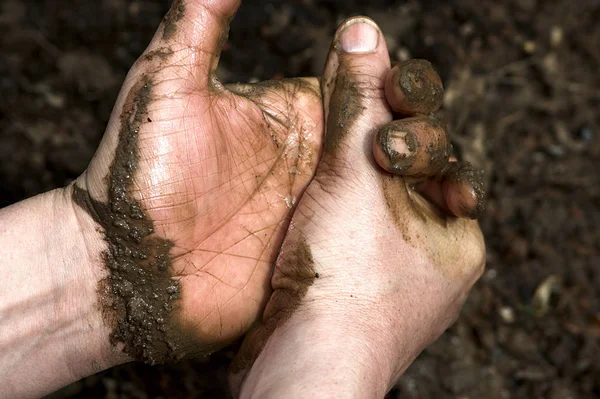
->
[78, 0, 323, 358]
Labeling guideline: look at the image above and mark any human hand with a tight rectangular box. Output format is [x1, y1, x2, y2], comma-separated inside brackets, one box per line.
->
[230, 17, 486, 398]
[71, 0, 324, 363]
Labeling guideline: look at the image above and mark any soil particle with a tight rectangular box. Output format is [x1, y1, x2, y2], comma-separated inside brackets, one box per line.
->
[395, 59, 444, 115]
[72, 77, 182, 365]
[230, 234, 316, 375]
[162, 0, 185, 41]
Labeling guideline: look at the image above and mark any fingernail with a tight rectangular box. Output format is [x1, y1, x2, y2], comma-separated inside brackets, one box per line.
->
[379, 126, 418, 164]
[339, 19, 379, 53]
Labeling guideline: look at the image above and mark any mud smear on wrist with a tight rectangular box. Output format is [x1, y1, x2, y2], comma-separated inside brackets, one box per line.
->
[230, 234, 317, 376]
[73, 77, 181, 365]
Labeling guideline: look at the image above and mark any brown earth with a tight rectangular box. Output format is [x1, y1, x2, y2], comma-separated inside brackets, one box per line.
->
[1, 0, 598, 398]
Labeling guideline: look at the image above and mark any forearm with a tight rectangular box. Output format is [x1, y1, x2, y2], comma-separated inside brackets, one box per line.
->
[0, 186, 127, 398]
[238, 312, 412, 399]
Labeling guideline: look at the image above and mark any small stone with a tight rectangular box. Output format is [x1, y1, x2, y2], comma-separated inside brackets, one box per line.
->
[395, 47, 411, 62]
[547, 144, 565, 157]
[129, 203, 144, 220]
[578, 126, 595, 142]
[166, 285, 179, 295]
[499, 306, 515, 323]
[550, 26, 563, 47]
[112, 218, 129, 230]
[128, 228, 143, 244]
[157, 260, 168, 271]
[523, 40, 536, 54]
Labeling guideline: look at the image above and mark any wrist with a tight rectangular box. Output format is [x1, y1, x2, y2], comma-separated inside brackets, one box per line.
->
[53, 183, 131, 369]
[0, 183, 128, 398]
[238, 308, 415, 399]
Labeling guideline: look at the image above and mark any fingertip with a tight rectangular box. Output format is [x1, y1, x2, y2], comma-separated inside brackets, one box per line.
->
[373, 121, 419, 175]
[384, 60, 444, 115]
[373, 116, 450, 177]
[322, 16, 392, 157]
[442, 163, 486, 219]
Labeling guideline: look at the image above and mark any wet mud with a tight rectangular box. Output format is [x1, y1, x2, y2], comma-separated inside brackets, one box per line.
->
[324, 73, 365, 155]
[230, 234, 317, 375]
[381, 175, 415, 245]
[376, 121, 418, 174]
[162, 0, 185, 41]
[376, 116, 450, 177]
[72, 77, 182, 365]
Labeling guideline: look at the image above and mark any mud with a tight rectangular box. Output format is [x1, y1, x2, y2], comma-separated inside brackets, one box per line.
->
[378, 116, 450, 177]
[376, 121, 418, 174]
[324, 73, 365, 155]
[394, 59, 444, 115]
[230, 234, 317, 375]
[226, 77, 321, 151]
[72, 77, 182, 365]
[227, 77, 320, 103]
[143, 48, 175, 63]
[381, 175, 415, 246]
[162, 0, 185, 41]
[444, 162, 486, 220]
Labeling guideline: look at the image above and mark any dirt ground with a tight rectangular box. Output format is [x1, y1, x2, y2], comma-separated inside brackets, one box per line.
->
[1, 0, 599, 398]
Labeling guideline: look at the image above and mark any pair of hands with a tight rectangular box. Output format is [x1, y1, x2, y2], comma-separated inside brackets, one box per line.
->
[73, 0, 485, 395]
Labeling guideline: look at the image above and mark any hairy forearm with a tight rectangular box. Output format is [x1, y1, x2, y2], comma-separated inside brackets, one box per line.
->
[0, 186, 126, 398]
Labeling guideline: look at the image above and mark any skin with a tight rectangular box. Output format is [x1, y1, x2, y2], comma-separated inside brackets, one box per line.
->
[78, 0, 325, 353]
[0, 2, 485, 398]
[232, 17, 485, 398]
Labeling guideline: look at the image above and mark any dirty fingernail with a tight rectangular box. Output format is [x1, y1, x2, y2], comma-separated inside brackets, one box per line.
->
[444, 162, 487, 219]
[339, 20, 379, 53]
[375, 124, 418, 173]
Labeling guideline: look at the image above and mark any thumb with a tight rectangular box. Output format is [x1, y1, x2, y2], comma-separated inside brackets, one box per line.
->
[322, 17, 392, 159]
[146, 0, 241, 88]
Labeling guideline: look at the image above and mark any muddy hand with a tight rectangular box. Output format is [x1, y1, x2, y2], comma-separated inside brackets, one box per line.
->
[71, 0, 325, 364]
[230, 17, 486, 397]
[374, 59, 485, 219]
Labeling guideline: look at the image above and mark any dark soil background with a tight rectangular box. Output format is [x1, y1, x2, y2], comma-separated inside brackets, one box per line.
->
[1, 0, 599, 398]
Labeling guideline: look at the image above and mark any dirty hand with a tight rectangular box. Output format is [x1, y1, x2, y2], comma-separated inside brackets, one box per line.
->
[230, 17, 486, 398]
[1, 1, 327, 396]
[71, 0, 324, 363]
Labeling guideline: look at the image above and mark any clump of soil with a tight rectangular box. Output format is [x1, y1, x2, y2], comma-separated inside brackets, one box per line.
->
[72, 77, 182, 365]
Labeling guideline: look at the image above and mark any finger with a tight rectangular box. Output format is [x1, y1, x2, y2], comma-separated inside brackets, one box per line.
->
[145, 0, 241, 88]
[417, 162, 486, 219]
[321, 17, 393, 159]
[373, 116, 451, 177]
[384, 60, 444, 116]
